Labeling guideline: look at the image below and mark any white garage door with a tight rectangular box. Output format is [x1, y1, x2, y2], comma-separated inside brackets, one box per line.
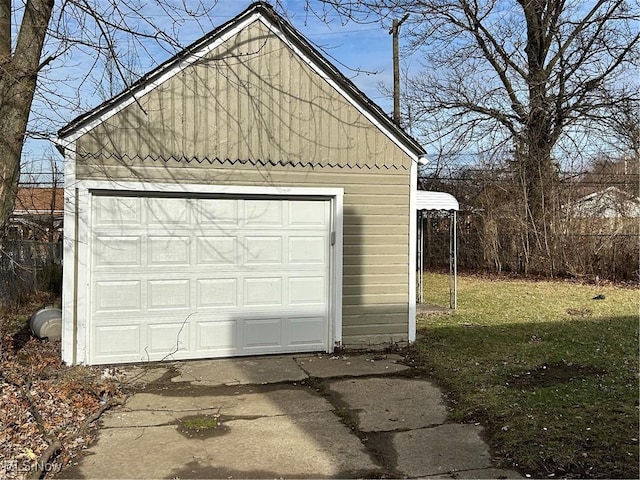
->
[89, 194, 331, 364]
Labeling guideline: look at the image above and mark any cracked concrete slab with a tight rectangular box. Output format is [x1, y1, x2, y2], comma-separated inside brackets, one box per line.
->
[296, 354, 409, 378]
[58, 354, 522, 479]
[111, 365, 170, 388]
[393, 423, 492, 477]
[62, 412, 378, 479]
[171, 356, 308, 386]
[102, 388, 334, 428]
[328, 377, 448, 432]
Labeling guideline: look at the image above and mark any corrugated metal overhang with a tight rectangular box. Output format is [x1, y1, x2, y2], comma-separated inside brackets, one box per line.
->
[416, 191, 459, 211]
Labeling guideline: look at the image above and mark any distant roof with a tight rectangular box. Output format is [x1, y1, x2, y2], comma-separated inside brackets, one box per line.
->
[571, 186, 640, 218]
[13, 187, 64, 214]
[416, 191, 459, 211]
[57, 1, 425, 159]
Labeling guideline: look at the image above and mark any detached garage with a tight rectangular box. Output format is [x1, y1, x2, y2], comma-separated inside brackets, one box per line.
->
[57, 2, 425, 365]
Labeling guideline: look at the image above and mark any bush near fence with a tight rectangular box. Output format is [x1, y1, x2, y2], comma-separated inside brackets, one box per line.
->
[0, 240, 63, 306]
[421, 212, 639, 281]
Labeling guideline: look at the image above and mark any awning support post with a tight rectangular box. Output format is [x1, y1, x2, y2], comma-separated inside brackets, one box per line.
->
[417, 210, 424, 304]
[449, 210, 458, 309]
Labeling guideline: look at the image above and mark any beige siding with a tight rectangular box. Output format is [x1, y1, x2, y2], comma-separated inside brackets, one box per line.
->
[76, 20, 411, 170]
[73, 18, 414, 347]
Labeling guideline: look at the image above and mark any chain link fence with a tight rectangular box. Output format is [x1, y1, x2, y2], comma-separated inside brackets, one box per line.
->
[421, 212, 639, 281]
[0, 240, 63, 306]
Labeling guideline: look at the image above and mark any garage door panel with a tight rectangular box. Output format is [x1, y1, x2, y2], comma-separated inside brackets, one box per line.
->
[289, 200, 328, 226]
[245, 236, 283, 264]
[196, 278, 238, 308]
[289, 236, 326, 264]
[244, 277, 283, 306]
[147, 323, 190, 354]
[243, 318, 283, 348]
[244, 200, 283, 226]
[194, 198, 239, 225]
[94, 196, 141, 226]
[195, 320, 238, 351]
[147, 280, 190, 309]
[288, 316, 326, 346]
[94, 236, 141, 267]
[145, 197, 190, 225]
[288, 276, 326, 305]
[93, 325, 140, 358]
[89, 195, 330, 364]
[148, 236, 191, 266]
[196, 236, 238, 265]
[94, 280, 142, 312]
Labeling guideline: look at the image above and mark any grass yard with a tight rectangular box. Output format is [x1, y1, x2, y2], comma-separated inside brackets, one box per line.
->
[416, 272, 639, 479]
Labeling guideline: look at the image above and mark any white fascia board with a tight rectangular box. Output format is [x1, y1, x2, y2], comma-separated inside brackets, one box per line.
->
[408, 158, 418, 342]
[260, 18, 420, 163]
[331, 193, 344, 349]
[59, 13, 264, 144]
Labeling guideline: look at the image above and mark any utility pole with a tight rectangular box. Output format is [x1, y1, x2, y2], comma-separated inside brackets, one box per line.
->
[389, 14, 409, 127]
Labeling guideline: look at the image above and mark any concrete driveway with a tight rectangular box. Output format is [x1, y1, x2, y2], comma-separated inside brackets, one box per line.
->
[58, 354, 522, 479]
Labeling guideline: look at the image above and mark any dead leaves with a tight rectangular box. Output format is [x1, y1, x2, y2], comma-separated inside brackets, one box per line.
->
[1, 336, 124, 479]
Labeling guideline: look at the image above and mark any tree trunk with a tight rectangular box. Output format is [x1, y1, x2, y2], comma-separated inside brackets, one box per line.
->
[518, 0, 559, 274]
[0, 0, 54, 235]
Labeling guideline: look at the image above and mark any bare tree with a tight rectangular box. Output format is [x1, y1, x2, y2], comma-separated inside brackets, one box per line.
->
[0, 0, 221, 236]
[320, 0, 639, 271]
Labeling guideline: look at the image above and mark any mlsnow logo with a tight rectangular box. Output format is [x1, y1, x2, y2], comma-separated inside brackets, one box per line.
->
[2, 459, 62, 474]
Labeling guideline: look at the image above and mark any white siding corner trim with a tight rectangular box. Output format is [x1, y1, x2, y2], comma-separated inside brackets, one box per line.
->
[62, 179, 343, 365]
[408, 159, 418, 342]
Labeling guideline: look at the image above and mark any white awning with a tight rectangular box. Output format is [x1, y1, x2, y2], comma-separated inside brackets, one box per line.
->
[416, 191, 459, 211]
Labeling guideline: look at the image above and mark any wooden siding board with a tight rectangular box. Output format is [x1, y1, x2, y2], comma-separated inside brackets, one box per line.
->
[344, 255, 408, 266]
[343, 324, 407, 336]
[343, 265, 408, 276]
[344, 235, 407, 247]
[343, 294, 408, 305]
[343, 244, 407, 256]
[344, 226, 409, 236]
[343, 284, 408, 295]
[343, 274, 407, 286]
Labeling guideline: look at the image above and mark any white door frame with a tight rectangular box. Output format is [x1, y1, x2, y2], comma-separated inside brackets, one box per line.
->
[62, 180, 343, 365]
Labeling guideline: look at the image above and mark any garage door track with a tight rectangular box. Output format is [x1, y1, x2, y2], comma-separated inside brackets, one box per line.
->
[58, 354, 522, 479]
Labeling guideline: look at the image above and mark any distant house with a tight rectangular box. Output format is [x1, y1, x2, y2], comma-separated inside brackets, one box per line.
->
[570, 187, 640, 218]
[9, 187, 64, 241]
[565, 186, 640, 237]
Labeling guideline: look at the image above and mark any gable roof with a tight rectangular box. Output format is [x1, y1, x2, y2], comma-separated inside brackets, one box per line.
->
[57, 2, 425, 160]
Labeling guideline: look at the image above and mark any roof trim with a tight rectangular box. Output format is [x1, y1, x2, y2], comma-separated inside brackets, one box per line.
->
[57, 2, 425, 159]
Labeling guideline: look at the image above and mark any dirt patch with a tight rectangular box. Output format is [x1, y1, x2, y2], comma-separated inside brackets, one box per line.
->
[506, 362, 607, 389]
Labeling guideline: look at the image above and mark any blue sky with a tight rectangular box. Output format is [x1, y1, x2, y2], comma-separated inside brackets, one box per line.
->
[23, 0, 404, 179]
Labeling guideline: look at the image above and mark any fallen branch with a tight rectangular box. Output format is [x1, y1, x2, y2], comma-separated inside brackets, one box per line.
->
[26, 395, 125, 479]
[27, 441, 61, 480]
